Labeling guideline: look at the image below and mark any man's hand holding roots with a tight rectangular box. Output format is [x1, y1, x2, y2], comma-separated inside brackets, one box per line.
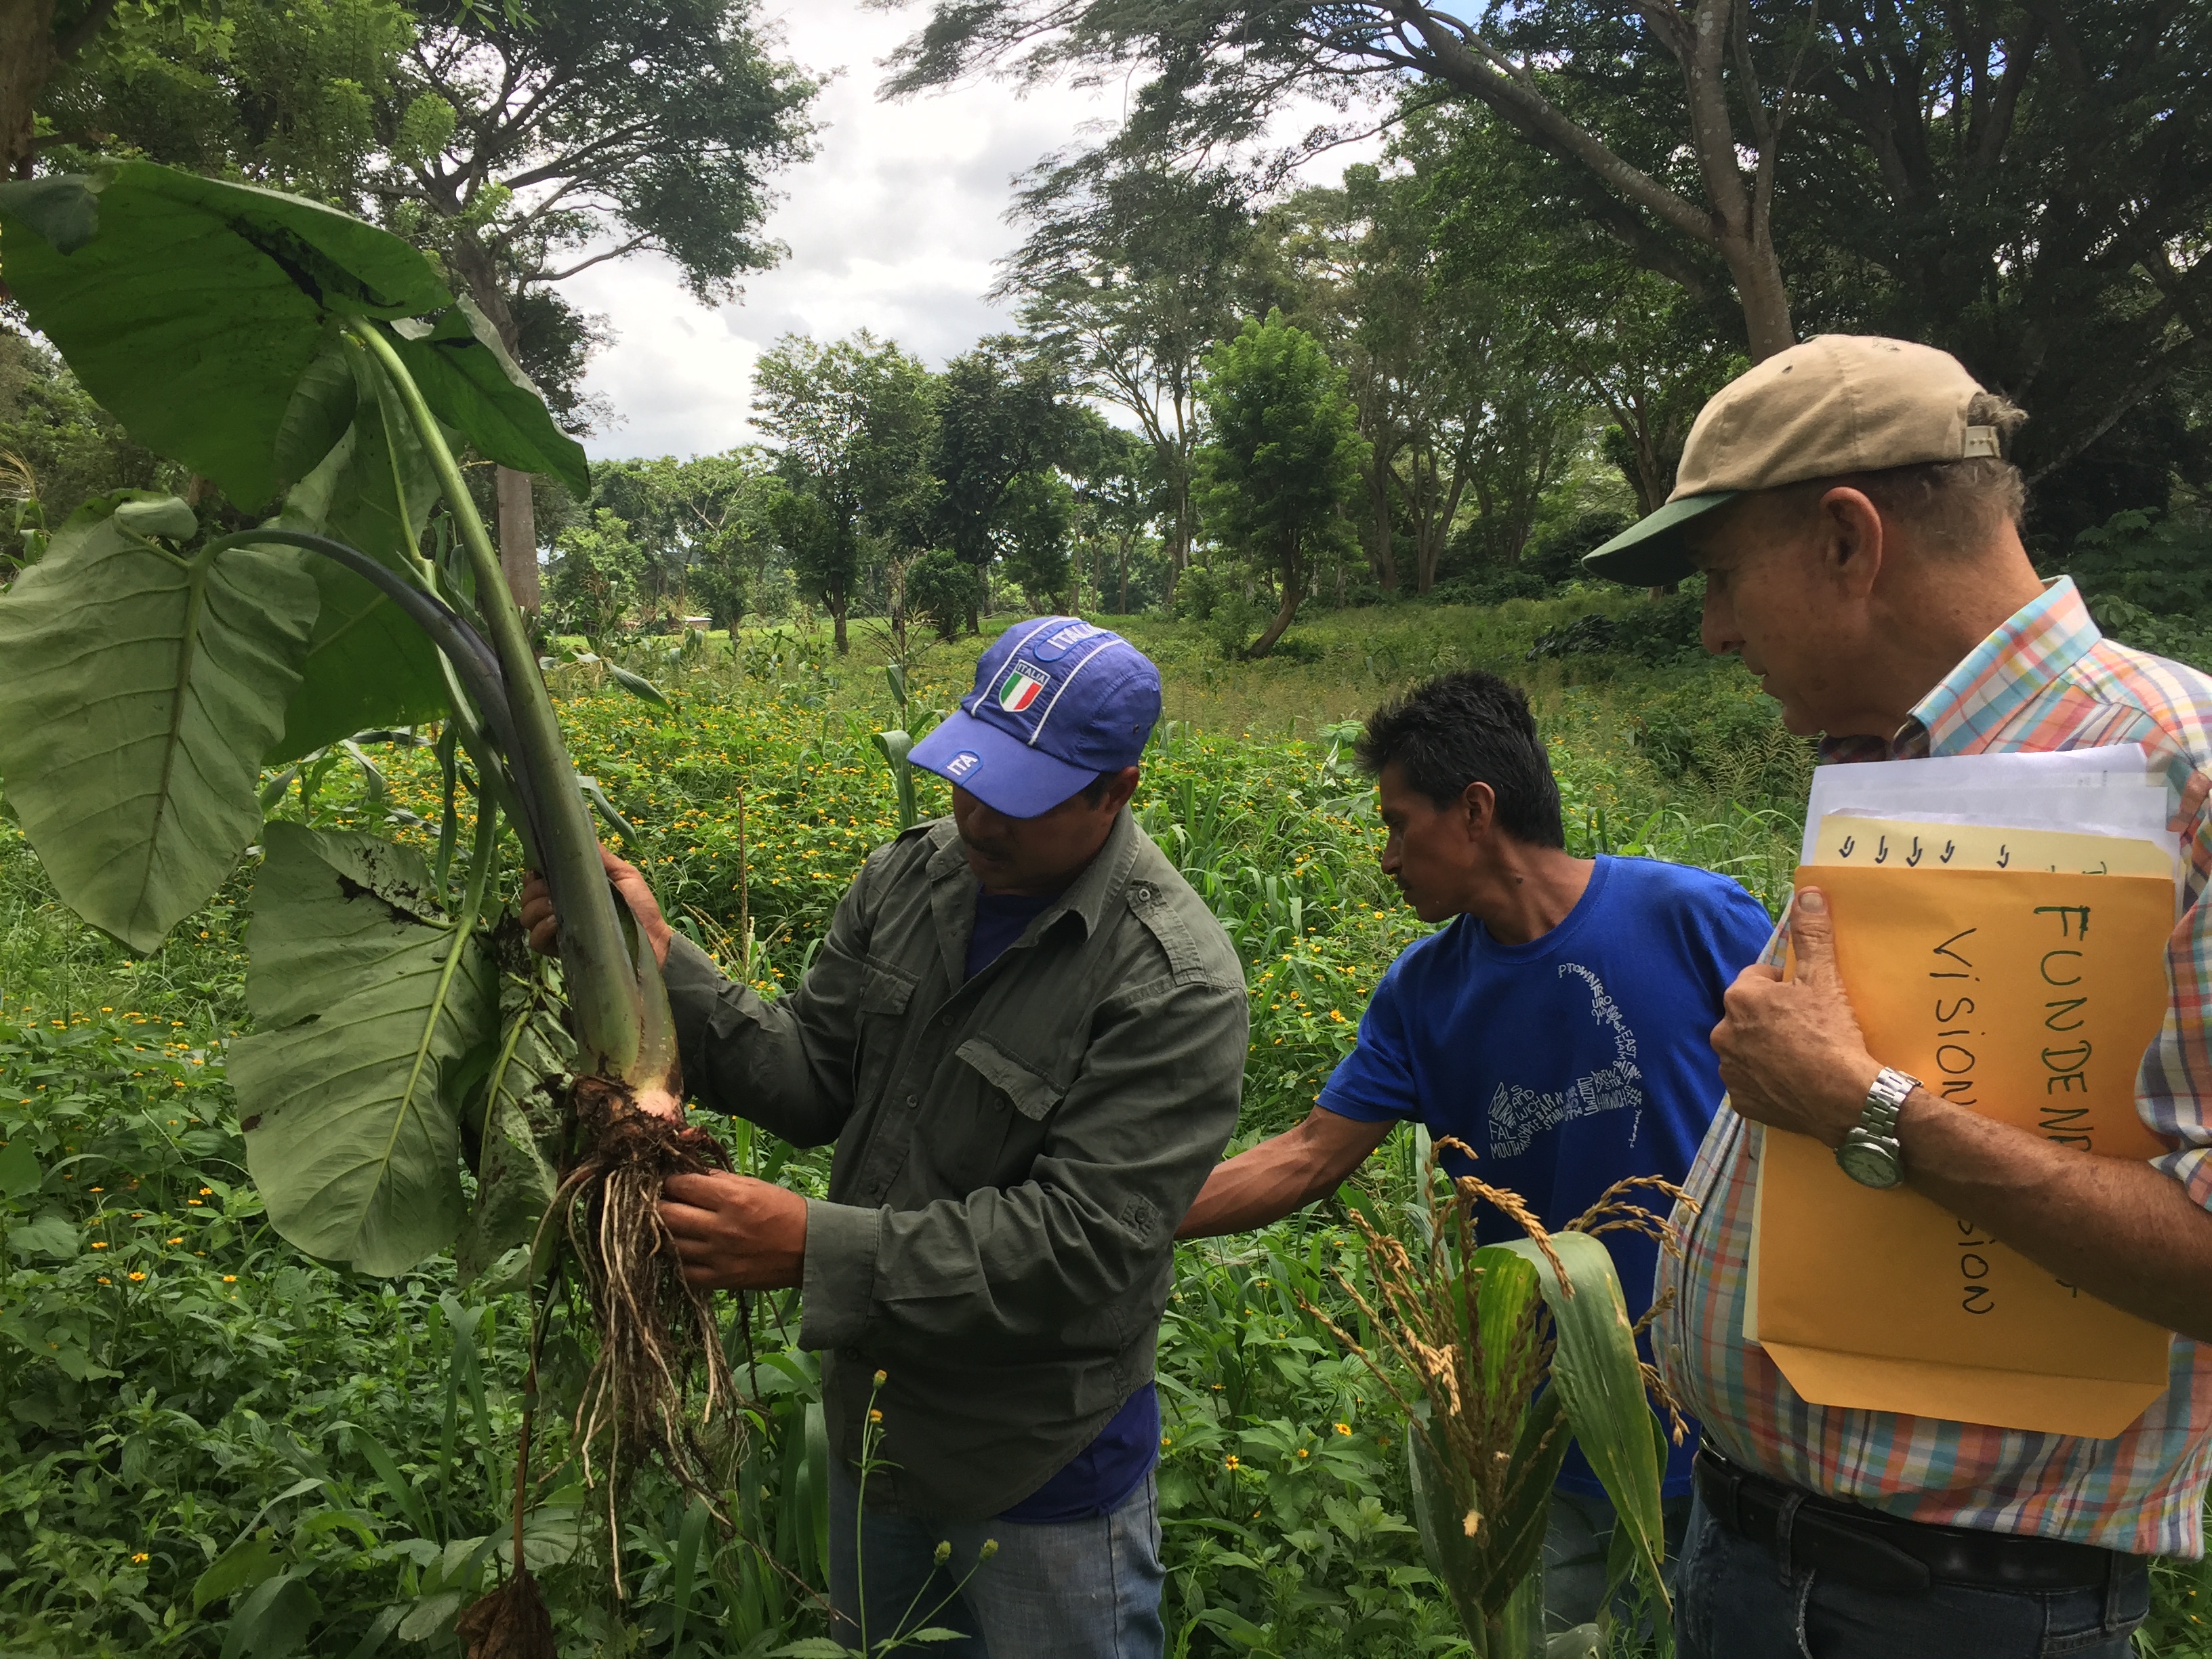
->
[1711, 886, 1885, 1148]
[518, 847, 808, 1291]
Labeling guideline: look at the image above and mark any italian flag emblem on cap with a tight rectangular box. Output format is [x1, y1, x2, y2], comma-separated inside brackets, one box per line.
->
[997, 668, 1046, 712]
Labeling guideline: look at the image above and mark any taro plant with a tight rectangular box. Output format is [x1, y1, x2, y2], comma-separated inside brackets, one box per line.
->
[0, 161, 740, 1646]
[1310, 1136, 1683, 1658]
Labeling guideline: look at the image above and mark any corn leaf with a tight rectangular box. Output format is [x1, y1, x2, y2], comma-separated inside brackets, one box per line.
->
[1497, 1231, 1668, 1607]
[1478, 1386, 1574, 1612]
[0, 493, 317, 952]
[1473, 1242, 1540, 1398]
[232, 824, 495, 1274]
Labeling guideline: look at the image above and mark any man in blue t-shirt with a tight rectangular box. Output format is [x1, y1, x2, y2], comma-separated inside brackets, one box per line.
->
[1177, 668, 1773, 1633]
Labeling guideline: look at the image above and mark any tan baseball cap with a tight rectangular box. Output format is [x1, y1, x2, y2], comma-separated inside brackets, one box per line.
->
[1582, 335, 2004, 586]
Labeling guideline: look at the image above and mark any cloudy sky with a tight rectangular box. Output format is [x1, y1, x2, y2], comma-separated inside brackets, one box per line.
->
[566, 2, 1379, 463]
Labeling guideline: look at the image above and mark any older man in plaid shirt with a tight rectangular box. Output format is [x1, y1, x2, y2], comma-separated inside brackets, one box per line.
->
[1584, 336, 2212, 1658]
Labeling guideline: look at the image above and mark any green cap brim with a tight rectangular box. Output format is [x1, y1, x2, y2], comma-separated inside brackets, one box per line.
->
[1581, 492, 1739, 586]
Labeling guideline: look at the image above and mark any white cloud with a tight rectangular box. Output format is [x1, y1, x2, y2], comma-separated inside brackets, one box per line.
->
[567, 1, 1383, 463]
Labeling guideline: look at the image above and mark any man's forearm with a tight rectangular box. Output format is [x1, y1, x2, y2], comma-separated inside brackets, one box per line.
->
[1175, 1145, 1330, 1240]
[1899, 1088, 2212, 1343]
[1175, 1111, 1391, 1241]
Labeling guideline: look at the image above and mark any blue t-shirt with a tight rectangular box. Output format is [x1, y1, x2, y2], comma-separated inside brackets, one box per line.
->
[964, 886, 1161, 1523]
[1319, 855, 1772, 1497]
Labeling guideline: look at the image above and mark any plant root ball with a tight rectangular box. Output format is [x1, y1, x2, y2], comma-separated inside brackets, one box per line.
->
[456, 1566, 556, 1659]
[560, 1074, 745, 1589]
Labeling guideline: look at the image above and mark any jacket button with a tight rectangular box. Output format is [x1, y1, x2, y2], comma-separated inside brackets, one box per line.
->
[905, 1094, 917, 1109]
[1136, 885, 1153, 901]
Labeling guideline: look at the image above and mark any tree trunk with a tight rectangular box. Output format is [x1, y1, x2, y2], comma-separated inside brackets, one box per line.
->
[830, 591, 849, 653]
[1118, 535, 1130, 614]
[1401, 1, 1797, 361]
[1365, 449, 1399, 591]
[443, 234, 548, 607]
[496, 466, 541, 611]
[0, 0, 58, 178]
[1244, 537, 1303, 660]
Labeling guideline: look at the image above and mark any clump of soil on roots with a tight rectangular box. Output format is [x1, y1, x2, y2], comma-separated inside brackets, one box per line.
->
[456, 1566, 556, 1659]
[561, 1078, 743, 1540]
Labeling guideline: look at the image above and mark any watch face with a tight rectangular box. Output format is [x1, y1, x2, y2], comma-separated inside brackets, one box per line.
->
[1837, 1139, 1903, 1189]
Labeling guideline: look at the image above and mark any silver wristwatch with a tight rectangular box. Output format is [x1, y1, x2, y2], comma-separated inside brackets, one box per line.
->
[1836, 1067, 1919, 1189]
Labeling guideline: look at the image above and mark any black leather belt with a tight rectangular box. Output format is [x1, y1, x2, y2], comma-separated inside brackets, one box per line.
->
[1694, 1448, 2125, 1595]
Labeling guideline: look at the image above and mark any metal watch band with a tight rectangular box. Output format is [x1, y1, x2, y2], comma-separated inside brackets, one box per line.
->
[1863, 1066, 1919, 1130]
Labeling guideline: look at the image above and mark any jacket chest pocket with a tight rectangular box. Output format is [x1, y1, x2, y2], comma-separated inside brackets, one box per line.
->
[855, 961, 917, 1100]
[955, 1036, 1065, 1121]
[950, 1037, 1065, 1180]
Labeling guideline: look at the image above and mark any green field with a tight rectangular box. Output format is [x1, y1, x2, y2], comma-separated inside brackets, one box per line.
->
[3, 598, 2207, 1656]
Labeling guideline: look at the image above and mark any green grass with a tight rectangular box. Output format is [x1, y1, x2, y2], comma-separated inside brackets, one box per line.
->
[1, 598, 2205, 1656]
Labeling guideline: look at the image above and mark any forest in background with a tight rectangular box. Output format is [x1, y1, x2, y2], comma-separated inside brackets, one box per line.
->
[5, 0, 2212, 671]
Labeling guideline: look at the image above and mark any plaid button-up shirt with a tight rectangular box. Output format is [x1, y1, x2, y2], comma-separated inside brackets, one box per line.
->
[1659, 577, 2212, 1557]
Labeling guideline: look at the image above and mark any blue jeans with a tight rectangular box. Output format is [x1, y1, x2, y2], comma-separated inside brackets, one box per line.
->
[1675, 1489, 2151, 1659]
[826, 1461, 1166, 1658]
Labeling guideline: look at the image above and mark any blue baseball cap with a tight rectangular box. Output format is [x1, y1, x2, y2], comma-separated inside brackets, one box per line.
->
[909, 617, 1163, 818]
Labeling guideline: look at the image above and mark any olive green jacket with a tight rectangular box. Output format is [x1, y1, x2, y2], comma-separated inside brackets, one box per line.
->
[661, 808, 1247, 1519]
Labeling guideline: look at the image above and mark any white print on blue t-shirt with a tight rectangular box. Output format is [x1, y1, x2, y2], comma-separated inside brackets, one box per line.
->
[1488, 962, 1644, 1158]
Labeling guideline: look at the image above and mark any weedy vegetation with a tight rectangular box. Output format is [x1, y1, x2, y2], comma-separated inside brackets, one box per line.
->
[0, 161, 2202, 1653]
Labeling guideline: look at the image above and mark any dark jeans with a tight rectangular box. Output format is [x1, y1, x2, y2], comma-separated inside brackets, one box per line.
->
[1676, 1489, 2151, 1659]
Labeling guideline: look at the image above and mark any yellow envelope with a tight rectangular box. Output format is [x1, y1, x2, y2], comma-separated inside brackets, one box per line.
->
[1751, 860, 2176, 1439]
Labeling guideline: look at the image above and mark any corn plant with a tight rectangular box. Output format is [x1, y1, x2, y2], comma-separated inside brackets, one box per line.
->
[0, 162, 740, 1647]
[1309, 1137, 1684, 1658]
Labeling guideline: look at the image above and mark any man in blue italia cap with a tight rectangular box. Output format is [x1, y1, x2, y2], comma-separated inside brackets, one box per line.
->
[521, 617, 1246, 1658]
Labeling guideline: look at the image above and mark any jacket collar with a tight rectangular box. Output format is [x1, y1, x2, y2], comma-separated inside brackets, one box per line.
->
[924, 806, 1141, 964]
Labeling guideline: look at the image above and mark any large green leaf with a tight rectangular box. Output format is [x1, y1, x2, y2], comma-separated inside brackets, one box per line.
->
[267, 351, 450, 762]
[232, 823, 495, 1274]
[0, 493, 317, 952]
[1498, 1232, 1668, 1605]
[381, 301, 590, 499]
[0, 163, 453, 507]
[455, 998, 571, 1288]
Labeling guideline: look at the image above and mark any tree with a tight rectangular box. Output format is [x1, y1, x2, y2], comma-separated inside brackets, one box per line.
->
[1000, 467, 1074, 611]
[0, 331, 172, 562]
[1194, 311, 1367, 659]
[370, 0, 815, 607]
[753, 331, 936, 653]
[928, 335, 1080, 629]
[32, 0, 417, 196]
[1068, 419, 1160, 614]
[996, 158, 1250, 588]
[1414, 109, 1704, 558]
[24, 0, 819, 602]
[591, 447, 779, 627]
[903, 546, 972, 640]
[4, 0, 234, 176]
[546, 506, 645, 639]
[892, 1, 1807, 356]
[890, 1, 2212, 518]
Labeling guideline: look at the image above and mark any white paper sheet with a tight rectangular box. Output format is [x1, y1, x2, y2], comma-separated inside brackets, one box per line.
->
[1801, 743, 2167, 868]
